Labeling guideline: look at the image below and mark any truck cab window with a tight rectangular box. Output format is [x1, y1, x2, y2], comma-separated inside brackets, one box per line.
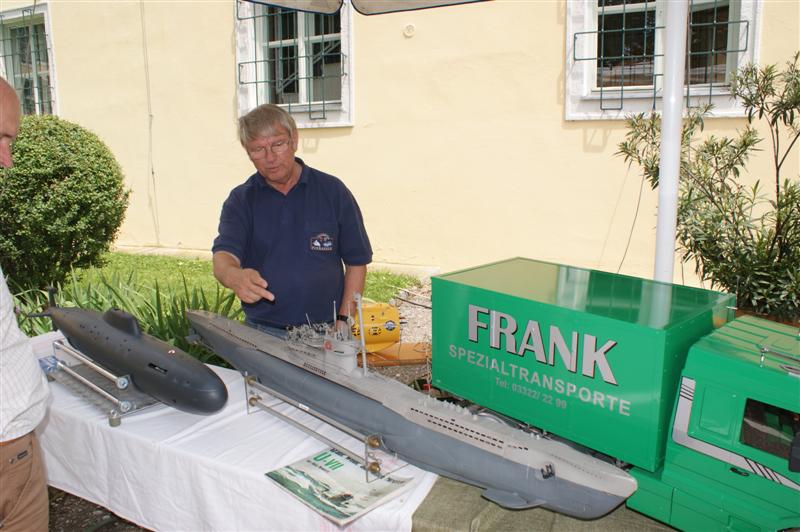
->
[740, 399, 799, 462]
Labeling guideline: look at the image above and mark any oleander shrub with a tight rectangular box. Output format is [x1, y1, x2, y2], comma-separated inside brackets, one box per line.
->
[0, 115, 129, 289]
[618, 53, 800, 322]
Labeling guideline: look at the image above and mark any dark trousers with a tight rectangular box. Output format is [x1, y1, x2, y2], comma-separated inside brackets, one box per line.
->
[245, 318, 290, 339]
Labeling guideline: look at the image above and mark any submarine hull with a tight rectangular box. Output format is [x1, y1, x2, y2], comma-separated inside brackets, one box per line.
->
[242, 345, 625, 517]
[51, 307, 227, 415]
[188, 310, 633, 519]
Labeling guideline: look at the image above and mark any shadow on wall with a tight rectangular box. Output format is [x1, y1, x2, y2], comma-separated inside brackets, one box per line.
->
[560, 122, 615, 154]
[300, 126, 355, 154]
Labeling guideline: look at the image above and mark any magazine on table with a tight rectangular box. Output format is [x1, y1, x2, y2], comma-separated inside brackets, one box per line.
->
[266, 448, 414, 526]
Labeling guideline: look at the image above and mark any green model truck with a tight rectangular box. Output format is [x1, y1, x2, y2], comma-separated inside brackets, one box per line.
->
[431, 257, 799, 531]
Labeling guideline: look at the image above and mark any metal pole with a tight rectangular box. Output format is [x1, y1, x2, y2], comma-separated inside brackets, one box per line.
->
[653, 0, 689, 283]
[55, 361, 128, 409]
[356, 293, 368, 377]
[247, 387, 368, 467]
[246, 376, 369, 444]
[54, 339, 131, 389]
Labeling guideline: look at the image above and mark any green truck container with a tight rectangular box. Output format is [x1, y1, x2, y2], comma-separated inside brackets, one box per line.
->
[432, 257, 800, 530]
[431, 257, 735, 471]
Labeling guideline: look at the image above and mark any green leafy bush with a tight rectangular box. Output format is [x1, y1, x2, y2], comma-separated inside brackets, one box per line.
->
[15, 272, 242, 365]
[0, 115, 129, 289]
[618, 54, 800, 322]
[12, 253, 422, 364]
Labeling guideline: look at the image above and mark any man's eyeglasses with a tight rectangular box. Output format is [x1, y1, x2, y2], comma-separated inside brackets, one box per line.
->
[247, 139, 291, 159]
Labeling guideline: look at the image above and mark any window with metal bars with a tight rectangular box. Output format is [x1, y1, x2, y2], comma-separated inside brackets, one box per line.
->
[236, 0, 352, 127]
[0, 9, 53, 115]
[566, 0, 758, 120]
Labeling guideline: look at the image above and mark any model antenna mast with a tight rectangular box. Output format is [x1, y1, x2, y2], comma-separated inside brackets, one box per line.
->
[355, 293, 368, 376]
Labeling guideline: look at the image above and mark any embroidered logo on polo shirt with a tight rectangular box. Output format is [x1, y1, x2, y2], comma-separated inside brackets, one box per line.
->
[310, 233, 335, 252]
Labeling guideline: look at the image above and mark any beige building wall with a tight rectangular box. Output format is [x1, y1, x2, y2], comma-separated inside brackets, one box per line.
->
[8, 0, 799, 283]
[46, 0, 251, 256]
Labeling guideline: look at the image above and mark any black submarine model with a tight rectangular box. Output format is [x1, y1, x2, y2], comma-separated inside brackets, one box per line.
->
[186, 307, 637, 519]
[42, 305, 228, 415]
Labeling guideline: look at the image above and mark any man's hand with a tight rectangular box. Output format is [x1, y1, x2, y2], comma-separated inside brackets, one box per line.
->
[213, 251, 274, 304]
[228, 268, 274, 304]
[335, 317, 352, 337]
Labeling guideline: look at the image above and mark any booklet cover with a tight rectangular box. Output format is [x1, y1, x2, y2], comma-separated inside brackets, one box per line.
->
[266, 448, 413, 526]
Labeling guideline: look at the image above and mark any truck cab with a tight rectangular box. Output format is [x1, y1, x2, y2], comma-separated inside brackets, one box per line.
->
[628, 315, 800, 531]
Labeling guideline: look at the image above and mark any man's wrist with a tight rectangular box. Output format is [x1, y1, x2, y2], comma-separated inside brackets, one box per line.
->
[336, 314, 349, 323]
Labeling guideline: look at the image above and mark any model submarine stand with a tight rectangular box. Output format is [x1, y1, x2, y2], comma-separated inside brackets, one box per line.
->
[245, 376, 403, 482]
[242, 294, 406, 482]
[49, 339, 160, 427]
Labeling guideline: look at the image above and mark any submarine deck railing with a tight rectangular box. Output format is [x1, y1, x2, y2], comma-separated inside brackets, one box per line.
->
[245, 375, 383, 472]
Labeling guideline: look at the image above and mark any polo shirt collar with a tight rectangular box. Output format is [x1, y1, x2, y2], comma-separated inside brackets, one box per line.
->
[252, 157, 309, 191]
[296, 157, 310, 186]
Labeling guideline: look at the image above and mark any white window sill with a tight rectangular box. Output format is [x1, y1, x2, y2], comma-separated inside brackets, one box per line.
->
[296, 119, 354, 129]
[565, 87, 746, 121]
[280, 103, 353, 129]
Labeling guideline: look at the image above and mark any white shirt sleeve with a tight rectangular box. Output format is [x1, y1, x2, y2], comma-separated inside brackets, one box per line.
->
[0, 267, 49, 441]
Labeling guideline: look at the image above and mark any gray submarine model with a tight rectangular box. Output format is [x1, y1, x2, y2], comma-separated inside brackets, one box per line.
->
[186, 309, 637, 519]
[43, 306, 228, 415]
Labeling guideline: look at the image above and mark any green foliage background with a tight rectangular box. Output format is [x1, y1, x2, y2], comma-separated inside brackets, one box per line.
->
[618, 55, 800, 322]
[13, 253, 421, 364]
[0, 115, 129, 290]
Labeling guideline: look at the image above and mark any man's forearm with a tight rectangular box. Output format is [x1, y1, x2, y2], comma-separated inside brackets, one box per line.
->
[212, 251, 241, 290]
[213, 252, 274, 303]
[339, 264, 367, 318]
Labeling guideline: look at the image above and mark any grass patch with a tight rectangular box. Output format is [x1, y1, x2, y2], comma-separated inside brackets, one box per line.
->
[74, 253, 420, 302]
[75, 252, 420, 302]
[365, 270, 421, 302]
[76, 253, 219, 294]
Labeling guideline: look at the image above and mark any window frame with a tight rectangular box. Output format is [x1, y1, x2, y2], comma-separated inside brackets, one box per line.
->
[565, 0, 762, 121]
[236, 0, 354, 129]
[594, 0, 661, 91]
[0, 2, 57, 116]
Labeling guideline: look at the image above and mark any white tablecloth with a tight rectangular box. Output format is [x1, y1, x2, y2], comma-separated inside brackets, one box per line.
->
[32, 332, 437, 531]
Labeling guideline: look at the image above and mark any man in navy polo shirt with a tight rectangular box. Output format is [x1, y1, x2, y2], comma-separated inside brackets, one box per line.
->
[212, 104, 372, 337]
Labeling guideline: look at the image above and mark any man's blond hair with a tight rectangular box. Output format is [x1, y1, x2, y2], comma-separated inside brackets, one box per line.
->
[238, 104, 297, 145]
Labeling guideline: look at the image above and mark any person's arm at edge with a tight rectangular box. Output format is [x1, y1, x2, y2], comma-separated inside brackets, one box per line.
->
[338, 264, 367, 319]
[212, 251, 274, 304]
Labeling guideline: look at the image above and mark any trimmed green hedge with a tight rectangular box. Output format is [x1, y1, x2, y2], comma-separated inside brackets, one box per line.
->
[0, 115, 129, 289]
